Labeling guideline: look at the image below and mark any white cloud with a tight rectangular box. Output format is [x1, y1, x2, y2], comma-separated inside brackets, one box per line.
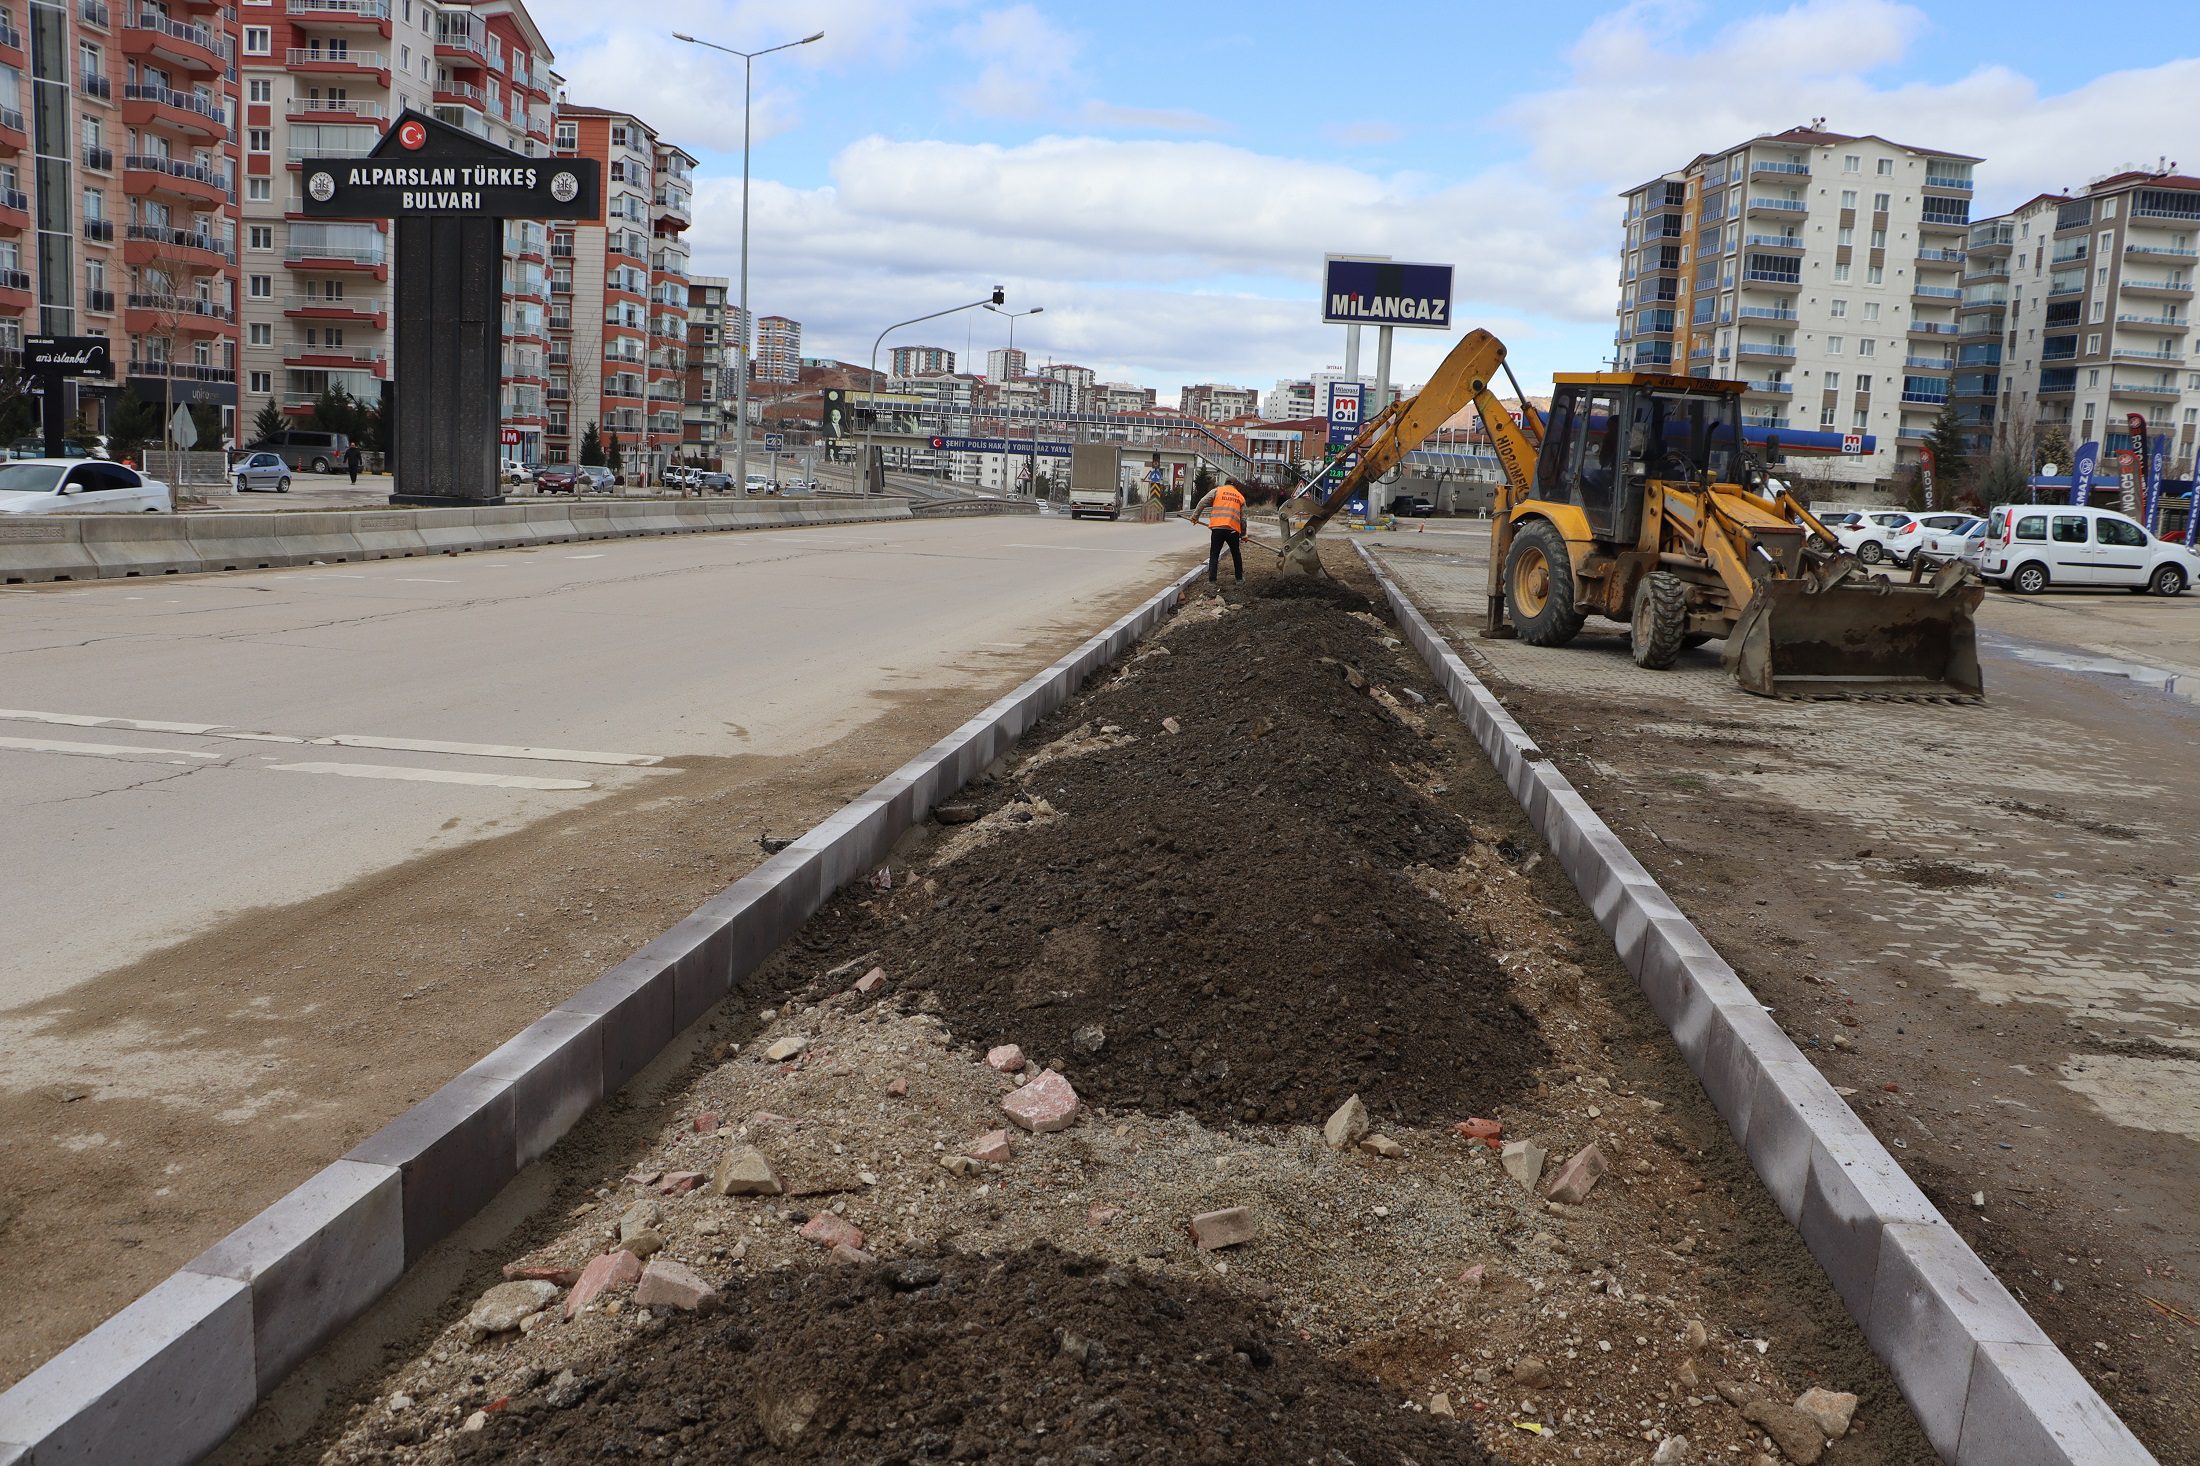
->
[950, 5, 1081, 119]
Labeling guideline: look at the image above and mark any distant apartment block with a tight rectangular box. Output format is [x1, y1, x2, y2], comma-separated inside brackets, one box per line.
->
[984, 345, 1025, 380]
[889, 343, 952, 377]
[754, 313, 799, 384]
[1617, 123, 1979, 483]
[1179, 383, 1257, 421]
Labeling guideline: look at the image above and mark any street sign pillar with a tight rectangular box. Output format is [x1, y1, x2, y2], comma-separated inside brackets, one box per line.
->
[25, 337, 115, 458]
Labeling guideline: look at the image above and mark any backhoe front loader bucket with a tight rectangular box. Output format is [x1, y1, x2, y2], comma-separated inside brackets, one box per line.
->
[1723, 563, 1986, 699]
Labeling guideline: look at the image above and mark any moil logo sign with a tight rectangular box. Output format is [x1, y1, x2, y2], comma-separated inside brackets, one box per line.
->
[1327, 382, 1364, 447]
[1322, 256, 1455, 330]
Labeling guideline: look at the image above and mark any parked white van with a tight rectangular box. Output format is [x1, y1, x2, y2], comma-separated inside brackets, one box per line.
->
[1977, 504, 2198, 595]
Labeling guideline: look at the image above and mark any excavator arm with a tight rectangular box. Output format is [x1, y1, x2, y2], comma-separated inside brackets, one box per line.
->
[1281, 329, 1539, 573]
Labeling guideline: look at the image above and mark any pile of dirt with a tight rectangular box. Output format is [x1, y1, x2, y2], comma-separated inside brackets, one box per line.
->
[435, 1245, 1496, 1464]
[782, 585, 1547, 1126]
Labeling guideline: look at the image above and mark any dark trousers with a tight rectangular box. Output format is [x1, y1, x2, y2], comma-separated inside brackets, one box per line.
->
[1208, 527, 1243, 582]
[347, 463, 360, 484]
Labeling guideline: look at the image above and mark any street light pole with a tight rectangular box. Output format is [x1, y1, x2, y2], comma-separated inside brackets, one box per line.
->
[986, 303, 1042, 495]
[865, 287, 1005, 494]
[672, 28, 822, 498]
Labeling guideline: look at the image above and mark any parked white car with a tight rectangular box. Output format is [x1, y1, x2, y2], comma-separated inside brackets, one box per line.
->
[1888, 512, 1984, 566]
[1825, 509, 1916, 564]
[499, 458, 532, 486]
[0, 459, 173, 514]
[1978, 504, 2198, 595]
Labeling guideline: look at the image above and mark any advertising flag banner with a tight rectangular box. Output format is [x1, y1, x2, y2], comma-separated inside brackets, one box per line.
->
[2069, 441, 2098, 506]
[2144, 436, 2167, 532]
[1919, 444, 1936, 511]
[2121, 413, 2148, 515]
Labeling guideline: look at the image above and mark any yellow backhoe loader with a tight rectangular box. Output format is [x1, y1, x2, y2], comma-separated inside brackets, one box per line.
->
[1281, 328, 1984, 699]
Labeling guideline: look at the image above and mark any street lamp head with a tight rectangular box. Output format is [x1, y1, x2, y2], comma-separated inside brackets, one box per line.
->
[672, 31, 695, 41]
[1029, 306, 1044, 315]
[801, 30, 825, 42]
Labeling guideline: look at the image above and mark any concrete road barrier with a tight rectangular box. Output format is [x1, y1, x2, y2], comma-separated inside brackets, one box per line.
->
[0, 499, 925, 585]
[1354, 543, 2152, 1466]
[0, 560, 1203, 1466]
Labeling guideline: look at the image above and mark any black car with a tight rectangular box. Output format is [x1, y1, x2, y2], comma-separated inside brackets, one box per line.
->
[1389, 494, 1436, 517]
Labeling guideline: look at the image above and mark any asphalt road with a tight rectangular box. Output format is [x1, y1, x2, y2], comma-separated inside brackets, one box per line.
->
[0, 514, 1190, 1007]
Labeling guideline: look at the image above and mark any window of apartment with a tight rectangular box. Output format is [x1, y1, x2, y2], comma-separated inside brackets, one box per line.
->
[1860, 302, 1878, 321]
[78, 39, 99, 80]
[1820, 405, 1836, 426]
[1827, 335, 1844, 354]
[1876, 158, 1893, 175]
[555, 120, 576, 150]
[610, 125, 627, 147]
[250, 370, 271, 394]
[2087, 369, 2101, 387]
[1856, 375, 1872, 394]
[248, 225, 271, 249]
[1853, 407, 1869, 428]
[1843, 154, 1860, 174]
[2092, 300, 2106, 322]
[248, 322, 271, 345]
[244, 26, 270, 54]
[248, 128, 270, 152]
[82, 187, 102, 221]
[247, 177, 271, 201]
[2085, 333, 2101, 354]
[1833, 263, 1851, 282]
[248, 78, 271, 102]
[1867, 264, 1884, 284]
[2098, 230, 2114, 256]
[1825, 371, 1841, 391]
[248, 274, 271, 298]
[2186, 406, 2198, 425]
[1874, 192, 1890, 213]
[1840, 189, 1857, 209]
[1870, 227, 1886, 248]
[1830, 298, 1847, 317]
[1837, 226, 1853, 246]
[2102, 197, 2119, 219]
[2096, 265, 2109, 286]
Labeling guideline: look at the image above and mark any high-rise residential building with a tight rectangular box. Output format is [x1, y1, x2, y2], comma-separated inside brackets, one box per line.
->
[233, 0, 557, 457]
[682, 273, 726, 465]
[1179, 383, 1257, 421]
[984, 345, 1025, 380]
[889, 343, 951, 378]
[1961, 171, 2200, 476]
[1616, 123, 1979, 483]
[754, 313, 798, 383]
[1039, 361, 1093, 410]
[545, 105, 691, 476]
[0, 0, 243, 437]
[1264, 379, 1315, 419]
[1094, 381, 1155, 415]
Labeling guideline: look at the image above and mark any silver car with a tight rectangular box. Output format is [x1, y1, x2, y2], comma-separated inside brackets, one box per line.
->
[233, 450, 292, 494]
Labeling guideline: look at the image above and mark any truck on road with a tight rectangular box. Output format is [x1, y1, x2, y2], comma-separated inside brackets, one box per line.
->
[1068, 444, 1122, 521]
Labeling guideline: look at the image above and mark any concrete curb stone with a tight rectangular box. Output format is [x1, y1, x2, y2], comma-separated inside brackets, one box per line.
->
[1353, 542, 2152, 1466]
[0, 558, 1203, 1466]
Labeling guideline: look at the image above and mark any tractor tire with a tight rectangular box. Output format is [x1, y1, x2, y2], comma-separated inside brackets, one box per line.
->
[1504, 520, 1585, 647]
[1630, 570, 1689, 669]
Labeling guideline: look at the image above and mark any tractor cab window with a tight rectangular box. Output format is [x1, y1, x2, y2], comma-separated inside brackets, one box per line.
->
[1639, 392, 1742, 482]
[1576, 392, 1624, 534]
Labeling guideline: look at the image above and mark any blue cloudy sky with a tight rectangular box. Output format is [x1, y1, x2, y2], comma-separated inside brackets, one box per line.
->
[530, 0, 2200, 403]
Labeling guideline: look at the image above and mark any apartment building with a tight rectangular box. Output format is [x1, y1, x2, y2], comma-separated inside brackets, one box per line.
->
[753, 312, 797, 383]
[1263, 378, 1315, 419]
[681, 272, 724, 465]
[1093, 381, 1155, 415]
[1961, 171, 2200, 477]
[983, 345, 1024, 381]
[1616, 123, 1980, 484]
[1039, 361, 1093, 410]
[888, 343, 950, 377]
[1178, 383, 1256, 422]
[545, 104, 692, 476]
[231, 0, 557, 456]
[0, 0, 242, 434]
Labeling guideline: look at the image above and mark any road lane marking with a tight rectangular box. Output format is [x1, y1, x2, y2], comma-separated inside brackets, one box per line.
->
[310, 734, 662, 767]
[0, 709, 661, 765]
[566, 553, 606, 559]
[393, 577, 455, 583]
[269, 761, 593, 791]
[0, 735, 220, 761]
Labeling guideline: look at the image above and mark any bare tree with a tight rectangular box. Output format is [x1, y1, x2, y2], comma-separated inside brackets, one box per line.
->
[1976, 399, 2040, 509]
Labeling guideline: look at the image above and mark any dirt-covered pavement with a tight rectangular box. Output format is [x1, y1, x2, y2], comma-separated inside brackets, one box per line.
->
[224, 548, 1936, 1466]
[1372, 528, 2200, 1462]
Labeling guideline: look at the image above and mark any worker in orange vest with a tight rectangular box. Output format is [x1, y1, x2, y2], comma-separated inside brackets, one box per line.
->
[1189, 477, 1247, 584]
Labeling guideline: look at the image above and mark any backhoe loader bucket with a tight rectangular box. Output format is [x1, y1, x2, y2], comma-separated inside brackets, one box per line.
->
[1723, 562, 1986, 699]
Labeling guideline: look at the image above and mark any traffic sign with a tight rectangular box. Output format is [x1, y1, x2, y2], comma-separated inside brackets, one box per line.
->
[763, 433, 784, 451]
[169, 405, 199, 451]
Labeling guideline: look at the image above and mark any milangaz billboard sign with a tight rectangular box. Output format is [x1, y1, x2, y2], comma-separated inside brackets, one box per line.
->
[298, 110, 601, 220]
[1321, 255, 1455, 329]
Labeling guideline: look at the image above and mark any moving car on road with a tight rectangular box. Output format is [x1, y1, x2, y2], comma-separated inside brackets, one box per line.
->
[577, 466, 618, 494]
[0, 459, 172, 514]
[533, 463, 580, 494]
[233, 451, 292, 494]
[1978, 504, 2198, 595]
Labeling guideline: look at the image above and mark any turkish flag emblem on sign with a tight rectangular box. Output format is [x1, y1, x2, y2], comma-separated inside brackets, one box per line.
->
[396, 120, 427, 150]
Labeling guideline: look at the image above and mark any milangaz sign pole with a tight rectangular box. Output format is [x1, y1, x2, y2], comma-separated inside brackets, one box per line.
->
[299, 111, 600, 506]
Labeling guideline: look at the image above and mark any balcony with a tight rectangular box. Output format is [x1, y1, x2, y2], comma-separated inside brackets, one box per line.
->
[2122, 277, 2194, 297]
[285, 47, 387, 78]
[288, 96, 386, 122]
[2046, 279, 2085, 299]
[285, 136, 376, 162]
[2116, 313, 2188, 332]
[1741, 271, 1800, 289]
[2110, 346, 2184, 365]
[86, 288, 115, 313]
[1745, 197, 1808, 218]
[1899, 390, 1948, 405]
[2110, 380, 2179, 399]
[0, 105, 22, 138]
[1961, 263, 2008, 284]
[124, 222, 234, 265]
[122, 10, 232, 71]
[284, 347, 387, 375]
[287, 0, 391, 25]
[434, 79, 484, 107]
[2126, 242, 2199, 262]
[1905, 355, 1956, 370]
[1914, 284, 1962, 299]
[1735, 341, 1797, 360]
[284, 293, 385, 322]
[123, 294, 236, 332]
[123, 154, 233, 205]
[1742, 233, 1803, 251]
[283, 242, 386, 269]
[1917, 247, 1966, 265]
[77, 71, 111, 100]
[82, 217, 114, 242]
[1968, 220, 2016, 252]
[1923, 174, 1974, 192]
[1750, 159, 1809, 179]
[1743, 380, 1793, 394]
[1907, 321, 1960, 337]
[0, 186, 23, 224]
[1920, 211, 1970, 232]
[433, 17, 486, 63]
[82, 144, 113, 171]
[0, 17, 19, 52]
[121, 83, 226, 138]
[1737, 305, 1796, 322]
[127, 359, 234, 383]
[78, 0, 106, 26]
[0, 267, 28, 295]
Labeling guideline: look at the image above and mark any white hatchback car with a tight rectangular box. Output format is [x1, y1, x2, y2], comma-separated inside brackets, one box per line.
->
[1825, 509, 1916, 564]
[1888, 512, 1984, 566]
[0, 458, 173, 514]
[1978, 504, 2199, 595]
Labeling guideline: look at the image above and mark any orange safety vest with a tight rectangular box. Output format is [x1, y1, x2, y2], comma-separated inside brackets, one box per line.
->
[1209, 485, 1246, 533]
